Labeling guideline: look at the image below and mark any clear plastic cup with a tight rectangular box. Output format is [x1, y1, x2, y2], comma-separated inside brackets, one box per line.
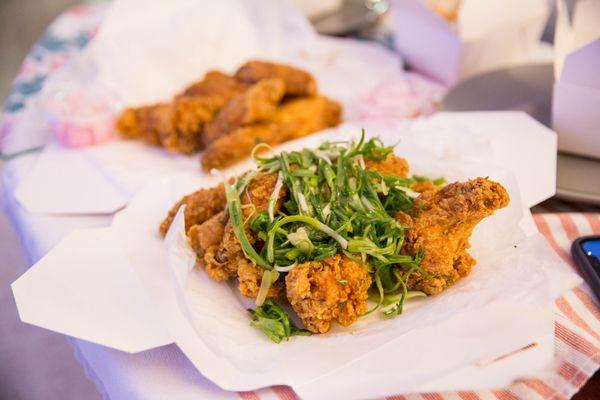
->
[41, 82, 121, 148]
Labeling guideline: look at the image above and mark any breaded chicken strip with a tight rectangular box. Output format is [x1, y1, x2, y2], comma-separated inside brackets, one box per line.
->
[160, 96, 221, 154]
[402, 177, 510, 295]
[183, 71, 248, 101]
[159, 183, 227, 236]
[365, 153, 409, 178]
[117, 72, 247, 153]
[202, 78, 285, 146]
[235, 60, 317, 97]
[286, 255, 372, 333]
[201, 96, 342, 170]
[274, 96, 342, 140]
[117, 104, 171, 146]
[201, 123, 281, 171]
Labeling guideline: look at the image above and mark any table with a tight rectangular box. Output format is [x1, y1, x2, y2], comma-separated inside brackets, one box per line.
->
[2, 4, 600, 400]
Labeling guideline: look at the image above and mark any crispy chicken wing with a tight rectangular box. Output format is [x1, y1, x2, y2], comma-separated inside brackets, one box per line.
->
[235, 60, 317, 97]
[286, 255, 372, 333]
[202, 78, 285, 146]
[201, 96, 341, 170]
[159, 183, 227, 236]
[402, 177, 510, 295]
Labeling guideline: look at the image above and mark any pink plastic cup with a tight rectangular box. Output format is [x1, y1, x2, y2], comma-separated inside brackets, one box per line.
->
[42, 83, 120, 148]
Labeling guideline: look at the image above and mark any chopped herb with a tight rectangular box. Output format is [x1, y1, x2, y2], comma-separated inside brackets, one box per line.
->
[248, 300, 311, 343]
[225, 131, 443, 336]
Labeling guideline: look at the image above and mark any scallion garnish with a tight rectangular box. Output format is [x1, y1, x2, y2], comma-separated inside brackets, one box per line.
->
[225, 131, 444, 338]
[248, 300, 312, 343]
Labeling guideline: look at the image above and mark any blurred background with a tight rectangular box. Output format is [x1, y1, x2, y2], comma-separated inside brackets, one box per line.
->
[0, 2, 101, 400]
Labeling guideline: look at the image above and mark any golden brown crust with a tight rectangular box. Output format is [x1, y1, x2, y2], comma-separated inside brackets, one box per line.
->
[403, 177, 510, 295]
[193, 173, 288, 293]
[412, 180, 440, 193]
[235, 60, 317, 97]
[160, 96, 221, 154]
[201, 96, 341, 171]
[202, 78, 285, 146]
[159, 183, 227, 237]
[182, 71, 248, 102]
[273, 96, 342, 140]
[201, 123, 282, 170]
[116, 104, 172, 146]
[188, 211, 229, 256]
[117, 72, 248, 154]
[237, 261, 284, 299]
[364, 154, 409, 178]
[285, 255, 372, 333]
[118, 62, 341, 167]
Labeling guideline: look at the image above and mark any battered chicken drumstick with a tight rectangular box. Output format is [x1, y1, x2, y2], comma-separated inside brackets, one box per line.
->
[402, 177, 510, 295]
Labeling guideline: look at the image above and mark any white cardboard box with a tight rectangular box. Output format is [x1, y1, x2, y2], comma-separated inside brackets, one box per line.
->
[390, 0, 548, 85]
[552, 0, 600, 158]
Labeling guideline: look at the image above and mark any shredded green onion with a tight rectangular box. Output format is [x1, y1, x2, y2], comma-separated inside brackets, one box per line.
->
[224, 179, 271, 269]
[224, 131, 444, 333]
[255, 270, 280, 306]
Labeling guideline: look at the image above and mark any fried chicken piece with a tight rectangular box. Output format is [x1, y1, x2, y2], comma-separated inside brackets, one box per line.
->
[202, 78, 286, 146]
[188, 211, 228, 256]
[286, 255, 372, 333]
[394, 210, 413, 229]
[235, 60, 317, 97]
[117, 104, 171, 146]
[201, 123, 282, 170]
[159, 183, 227, 236]
[182, 71, 248, 103]
[160, 96, 221, 154]
[201, 221, 241, 281]
[364, 154, 409, 178]
[117, 72, 248, 153]
[274, 96, 342, 140]
[199, 173, 288, 297]
[403, 177, 510, 295]
[201, 96, 342, 170]
[237, 260, 284, 299]
[412, 180, 440, 193]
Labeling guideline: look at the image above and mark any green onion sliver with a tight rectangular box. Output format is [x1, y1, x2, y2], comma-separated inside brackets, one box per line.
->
[224, 178, 271, 269]
[266, 215, 348, 262]
[268, 171, 284, 222]
[256, 270, 280, 306]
